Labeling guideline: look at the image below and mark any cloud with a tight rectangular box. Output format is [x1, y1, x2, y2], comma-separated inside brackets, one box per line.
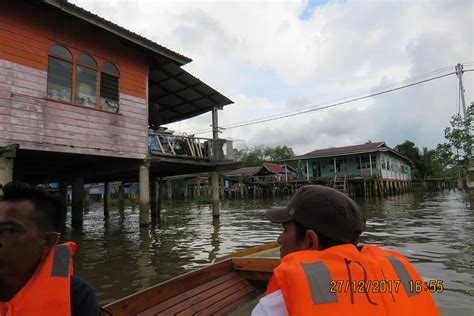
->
[71, 0, 474, 155]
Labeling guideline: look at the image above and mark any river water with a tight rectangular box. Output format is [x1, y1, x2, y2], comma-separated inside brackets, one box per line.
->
[62, 190, 474, 315]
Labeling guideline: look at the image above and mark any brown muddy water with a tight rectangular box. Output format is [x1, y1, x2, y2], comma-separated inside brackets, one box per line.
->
[62, 190, 474, 315]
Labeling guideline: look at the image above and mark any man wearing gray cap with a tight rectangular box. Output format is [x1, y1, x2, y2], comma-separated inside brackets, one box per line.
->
[252, 185, 439, 316]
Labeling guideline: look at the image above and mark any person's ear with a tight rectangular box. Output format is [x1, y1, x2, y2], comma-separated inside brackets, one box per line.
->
[40, 232, 59, 253]
[305, 229, 319, 250]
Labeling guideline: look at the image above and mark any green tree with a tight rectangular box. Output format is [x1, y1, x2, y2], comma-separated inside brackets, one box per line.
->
[395, 140, 446, 179]
[265, 145, 294, 162]
[436, 102, 473, 178]
[233, 145, 295, 167]
[395, 140, 422, 178]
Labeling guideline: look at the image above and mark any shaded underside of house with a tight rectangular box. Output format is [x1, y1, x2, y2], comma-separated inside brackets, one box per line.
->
[14, 149, 239, 184]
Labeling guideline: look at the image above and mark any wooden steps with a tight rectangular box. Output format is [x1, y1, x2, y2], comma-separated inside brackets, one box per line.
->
[332, 175, 347, 193]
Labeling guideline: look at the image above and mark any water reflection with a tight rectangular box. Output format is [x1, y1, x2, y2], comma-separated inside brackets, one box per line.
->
[62, 191, 473, 315]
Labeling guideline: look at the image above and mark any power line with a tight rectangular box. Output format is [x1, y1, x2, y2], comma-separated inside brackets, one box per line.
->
[222, 71, 456, 131]
[190, 65, 458, 134]
[192, 68, 466, 134]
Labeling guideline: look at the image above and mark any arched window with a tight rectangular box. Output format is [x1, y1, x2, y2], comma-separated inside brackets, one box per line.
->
[47, 45, 73, 102]
[76, 53, 98, 107]
[100, 62, 120, 113]
[46, 44, 120, 112]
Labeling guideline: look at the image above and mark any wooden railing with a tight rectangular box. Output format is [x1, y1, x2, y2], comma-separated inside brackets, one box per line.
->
[148, 131, 234, 161]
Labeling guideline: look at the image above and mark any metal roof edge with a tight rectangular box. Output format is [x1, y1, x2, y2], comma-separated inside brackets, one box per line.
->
[286, 147, 412, 164]
[289, 149, 381, 160]
[43, 0, 192, 65]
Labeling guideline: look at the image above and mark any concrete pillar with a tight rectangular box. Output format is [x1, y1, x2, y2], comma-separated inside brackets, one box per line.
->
[208, 177, 212, 197]
[139, 163, 150, 226]
[183, 179, 188, 199]
[84, 189, 90, 211]
[58, 181, 68, 221]
[0, 157, 13, 187]
[104, 181, 110, 219]
[240, 180, 244, 199]
[212, 171, 220, 217]
[130, 183, 137, 210]
[151, 177, 158, 219]
[167, 179, 172, 200]
[158, 178, 163, 219]
[220, 176, 225, 199]
[195, 177, 201, 198]
[72, 177, 84, 225]
[0, 145, 16, 186]
[118, 182, 125, 212]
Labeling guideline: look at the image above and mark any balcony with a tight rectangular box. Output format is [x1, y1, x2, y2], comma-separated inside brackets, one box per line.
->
[148, 129, 234, 161]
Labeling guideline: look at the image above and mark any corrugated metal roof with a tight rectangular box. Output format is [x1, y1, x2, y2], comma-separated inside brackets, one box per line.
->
[262, 163, 288, 174]
[225, 166, 261, 176]
[299, 142, 386, 158]
[148, 63, 233, 126]
[225, 163, 296, 176]
[42, 0, 191, 65]
[289, 142, 412, 164]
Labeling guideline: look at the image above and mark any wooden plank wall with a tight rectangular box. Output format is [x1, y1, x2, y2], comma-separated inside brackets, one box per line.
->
[0, 2, 149, 159]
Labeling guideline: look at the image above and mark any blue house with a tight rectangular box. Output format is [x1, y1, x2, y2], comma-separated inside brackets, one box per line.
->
[287, 142, 412, 182]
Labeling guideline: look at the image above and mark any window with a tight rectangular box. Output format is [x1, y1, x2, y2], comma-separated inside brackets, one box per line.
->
[329, 160, 341, 172]
[47, 45, 73, 102]
[76, 54, 97, 107]
[46, 44, 120, 113]
[100, 62, 119, 113]
[357, 156, 376, 169]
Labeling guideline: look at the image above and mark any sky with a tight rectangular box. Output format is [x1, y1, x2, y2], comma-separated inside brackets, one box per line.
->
[71, 0, 474, 155]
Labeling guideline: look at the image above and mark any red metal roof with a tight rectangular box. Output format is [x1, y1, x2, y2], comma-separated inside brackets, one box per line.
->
[262, 163, 287, 174]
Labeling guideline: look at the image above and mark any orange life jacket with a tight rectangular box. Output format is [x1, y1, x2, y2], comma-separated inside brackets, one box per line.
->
[1, 242, 76, 316]
[270, 244, 440, 316]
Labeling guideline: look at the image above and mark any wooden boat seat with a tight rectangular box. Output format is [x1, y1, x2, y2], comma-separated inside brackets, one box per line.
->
[138, 272, 255, 316]
[101, 259, 260, 316]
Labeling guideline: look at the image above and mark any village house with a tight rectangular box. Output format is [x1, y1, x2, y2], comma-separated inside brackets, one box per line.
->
[0, 0, 237, 225]
[223, 163, 297, 198]
[285, 142, 412, 195]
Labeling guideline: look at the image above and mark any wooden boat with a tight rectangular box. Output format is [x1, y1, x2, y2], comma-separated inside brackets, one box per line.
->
[101, 242, 280, 316]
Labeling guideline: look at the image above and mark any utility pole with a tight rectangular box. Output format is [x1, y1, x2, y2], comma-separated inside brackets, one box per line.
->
[211, 107, 220, 217]
[455, 63, 467, 118]
[455, 63, 474, 192]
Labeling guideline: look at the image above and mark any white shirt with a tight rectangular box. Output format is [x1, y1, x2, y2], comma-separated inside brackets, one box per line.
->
[251, 290, 289, 316]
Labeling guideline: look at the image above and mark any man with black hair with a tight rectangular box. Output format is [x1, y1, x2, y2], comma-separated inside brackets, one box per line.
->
[0, 182, 100, 316]
[252, 185, 439, 316]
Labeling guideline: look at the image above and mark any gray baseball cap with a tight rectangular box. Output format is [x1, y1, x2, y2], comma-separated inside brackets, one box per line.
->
[265, 185, 365, 244]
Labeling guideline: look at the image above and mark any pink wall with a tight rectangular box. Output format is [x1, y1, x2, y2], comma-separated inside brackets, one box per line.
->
[0, 59, 148, 159]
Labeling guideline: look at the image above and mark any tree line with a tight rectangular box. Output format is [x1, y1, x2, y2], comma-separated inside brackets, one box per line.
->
[396, 102, 473, 179]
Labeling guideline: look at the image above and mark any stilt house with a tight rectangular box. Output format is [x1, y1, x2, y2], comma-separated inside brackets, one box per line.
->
[0, 0, 237, 224]
[288, 142, 412, 181]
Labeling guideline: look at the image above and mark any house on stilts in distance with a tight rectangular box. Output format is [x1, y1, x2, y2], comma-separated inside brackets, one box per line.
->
[223, 163, 297, 198]
[285, 142, 413, 196]
[0, 0, 238, 225]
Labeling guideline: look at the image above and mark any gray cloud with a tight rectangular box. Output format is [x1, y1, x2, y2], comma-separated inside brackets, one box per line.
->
[71, 0, 473, 155]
